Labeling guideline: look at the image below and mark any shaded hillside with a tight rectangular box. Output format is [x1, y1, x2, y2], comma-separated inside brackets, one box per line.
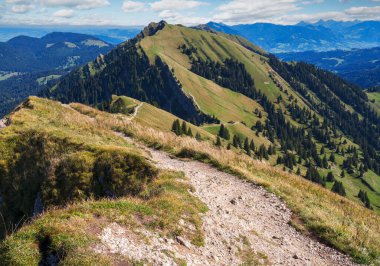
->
[0, 32, 114, 118]
[278, 47, 380, 88]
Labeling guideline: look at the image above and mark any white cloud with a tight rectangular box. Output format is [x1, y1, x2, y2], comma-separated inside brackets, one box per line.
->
[53, 8, 74, 17]
[122, 1, 146, 12]
[158, 9, 208, 24]
[40, 0, 110, 10]
[345, 6, 380, 19]
[213, 0, 301, 24]
[150, 0, 207, 11]
[11, 4, 34, 13]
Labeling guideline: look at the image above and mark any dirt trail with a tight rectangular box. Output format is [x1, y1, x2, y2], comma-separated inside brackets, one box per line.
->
[96, 135, 357, 266]
[128, 103, 143, 120]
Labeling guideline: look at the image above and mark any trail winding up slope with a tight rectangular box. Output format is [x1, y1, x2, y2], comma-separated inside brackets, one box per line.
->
[96, 135, 356, 266]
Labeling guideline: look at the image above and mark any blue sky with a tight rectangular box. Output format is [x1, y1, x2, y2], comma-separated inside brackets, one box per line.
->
[1, 0, 380, 26]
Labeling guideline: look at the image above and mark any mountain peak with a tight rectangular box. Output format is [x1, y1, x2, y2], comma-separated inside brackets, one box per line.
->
[137, 20, 167, 39]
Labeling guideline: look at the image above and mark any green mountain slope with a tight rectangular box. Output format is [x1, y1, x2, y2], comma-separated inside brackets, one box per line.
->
[0, 96, 379, 264]
[42, 21, 380, 213]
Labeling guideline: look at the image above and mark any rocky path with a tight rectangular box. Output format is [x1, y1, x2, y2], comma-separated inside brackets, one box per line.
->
[96, 135, 357, 266]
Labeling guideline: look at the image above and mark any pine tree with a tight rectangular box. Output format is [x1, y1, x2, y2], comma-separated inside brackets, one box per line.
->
[340, 170, 345, 178]
[219, 124, 230, 140]
[329, 153, 335, 163]
[181, 121, 187, 135]
[187, 127, 193, 137]
[215, 136, 222, 147]
[244, 137, 251, 156]
[326, 172, 335, 182]
[195, 132, 202, 141]
[320, 146, 325, 155]
[322, 155, 329, 169]
[249, 140, 255, 152]
[171, 119, 181, 136]
[358, 190, 371, 209]
[296, 168, 301, 175]
[233, 135, 239, 148]
[331, 181, 346, 196]
[227, 143, 231, 150]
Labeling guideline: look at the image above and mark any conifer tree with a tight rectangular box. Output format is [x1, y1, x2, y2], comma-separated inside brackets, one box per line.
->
[250, 140, 255, 152]
[233, 135, 239, 148]
[332, 181, 346, 196]
[195, 132, 202, 141]
[187, 127, 193, 137]
[326, 172, 335, 182]
[219, 124, 230, 140]
[329, 153, 335, 163]
[215, 136, 222, 147]
[181, 121, 187, 135]
[296, 168, 301, 175]
[171, 119, 182, 136]
[340, 170, 345, 178]
[322, 155, 329, 169]
[244, 137, 251, 156]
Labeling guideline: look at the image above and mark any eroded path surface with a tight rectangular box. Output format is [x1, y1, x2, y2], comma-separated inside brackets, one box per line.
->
[96, 136, 357, 266]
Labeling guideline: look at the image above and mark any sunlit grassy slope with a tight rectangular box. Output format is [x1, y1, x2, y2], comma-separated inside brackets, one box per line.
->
[138, 24, 380, 213]
[110, 95, 214, 140]
[368, 92, 380, 114]
[70, 101, 380, 264]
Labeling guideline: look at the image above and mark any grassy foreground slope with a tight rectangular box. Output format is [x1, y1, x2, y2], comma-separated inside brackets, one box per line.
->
[72, 100, 380, 264]
[0, 97, 207, 265]
[0, 97, 379, 264]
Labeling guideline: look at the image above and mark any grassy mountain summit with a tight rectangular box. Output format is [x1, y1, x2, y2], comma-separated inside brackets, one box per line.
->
[43, 21, 380, 214]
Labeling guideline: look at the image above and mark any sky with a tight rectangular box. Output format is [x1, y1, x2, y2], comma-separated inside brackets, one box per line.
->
[1, 0, 380, 26]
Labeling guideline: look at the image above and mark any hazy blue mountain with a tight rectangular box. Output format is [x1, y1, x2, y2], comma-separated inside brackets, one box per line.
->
[206, 20, 380, 53]
[278, 47, 380, 88]
[0, 32, 113, 72]
[0, 26, 142, 44]
[0, 32, 116, 117]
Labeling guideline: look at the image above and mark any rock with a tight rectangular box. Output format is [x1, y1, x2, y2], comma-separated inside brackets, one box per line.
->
[176, 236, 191, 248]
[293, 254, 299, 259]
[230, 198, 237, 205]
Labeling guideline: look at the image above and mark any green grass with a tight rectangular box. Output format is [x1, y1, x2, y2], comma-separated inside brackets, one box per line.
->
[367, 92, 380, 114]
[0, 171, 207, 265]
[36, 75, 61, 85]
[110, 95, 214, 140]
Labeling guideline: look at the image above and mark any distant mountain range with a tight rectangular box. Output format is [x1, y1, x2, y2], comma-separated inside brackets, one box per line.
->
[0, 26, 142, 44]
[206, 20, 380, 53]
[0, 32, 114, 117]
[277, 47, 380, 88]
[0, 32, 113, 72]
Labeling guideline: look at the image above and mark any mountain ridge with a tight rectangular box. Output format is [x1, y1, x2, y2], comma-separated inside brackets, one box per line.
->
[206, 20, 380, 53]
[42, 21, 380, 216]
